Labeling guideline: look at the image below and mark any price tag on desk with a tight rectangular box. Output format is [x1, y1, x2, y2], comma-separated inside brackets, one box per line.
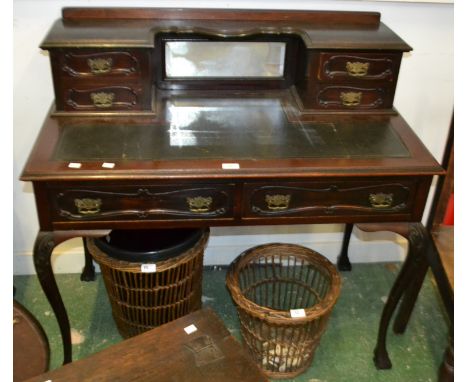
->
[222, 163, 240, 170]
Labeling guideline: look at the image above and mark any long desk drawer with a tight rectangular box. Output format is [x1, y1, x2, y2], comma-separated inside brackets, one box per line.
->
[47, 184, 235, 222]
[243, 179, 419, 218]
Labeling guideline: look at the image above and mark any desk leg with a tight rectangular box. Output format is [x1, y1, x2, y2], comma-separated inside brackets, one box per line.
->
[393, 261, 428, 334]
[80, 238, 96, 282]
[337, 223, 353, 271]
[33, 230, 110, 365]
[356, 222, 429, 369]
[33, 231, 72, 365]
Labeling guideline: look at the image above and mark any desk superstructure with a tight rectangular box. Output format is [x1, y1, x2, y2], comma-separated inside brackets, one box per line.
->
[21, 8, 442, 366]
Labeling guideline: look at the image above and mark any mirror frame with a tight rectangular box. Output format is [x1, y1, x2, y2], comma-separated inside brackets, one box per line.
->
[155, 33, 304, 90]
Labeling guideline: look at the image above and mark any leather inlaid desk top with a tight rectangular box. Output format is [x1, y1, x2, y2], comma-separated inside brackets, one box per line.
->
[22, 91, 439, 182]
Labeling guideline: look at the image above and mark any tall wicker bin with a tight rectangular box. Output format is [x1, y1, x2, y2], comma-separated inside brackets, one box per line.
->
[87, 228, 209, 338]
[226, 243, 341, 379]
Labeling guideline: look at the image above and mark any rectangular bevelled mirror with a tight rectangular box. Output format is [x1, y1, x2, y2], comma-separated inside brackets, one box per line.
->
[165, 41, 286, 78]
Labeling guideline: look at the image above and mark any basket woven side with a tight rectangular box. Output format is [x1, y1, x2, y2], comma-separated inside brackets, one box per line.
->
[226, 243, 341, 324]
[86, 229, 208, 338]
[226, 243, 341, 379]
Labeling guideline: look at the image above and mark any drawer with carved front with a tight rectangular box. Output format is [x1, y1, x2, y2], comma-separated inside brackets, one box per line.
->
[48, 184, 235, 222]
[49, 48, 153, 113]
[50, 49, 151, 80]
[313, 85, 392, 110]
[244, 179, 418, 219]
[59, 85, 150, 111]
[315, 52, 402, 82]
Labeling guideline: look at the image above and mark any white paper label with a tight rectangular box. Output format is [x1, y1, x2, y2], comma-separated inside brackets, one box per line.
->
[222, 163, 240, 170]
[140, 264, 157, 273]
[102, 162, 115, 168]
[184, 324, 198, 334]
[290, 309, 306, 318]
[68, 162, 81, 169]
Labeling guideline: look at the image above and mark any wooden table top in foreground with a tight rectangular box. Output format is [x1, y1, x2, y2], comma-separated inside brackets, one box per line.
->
[25, 308, 268, 382]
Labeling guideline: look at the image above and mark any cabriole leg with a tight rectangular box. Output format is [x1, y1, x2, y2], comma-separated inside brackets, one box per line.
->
[80, 237, 96, 282]
[33, 231, 72, 365]
[33, 230, 110, 365]
[337, 223, 353, 271]
[356, 222, 429, 369]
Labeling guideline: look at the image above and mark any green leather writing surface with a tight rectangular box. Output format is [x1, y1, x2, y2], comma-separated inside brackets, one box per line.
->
[53, 99, 409, 162]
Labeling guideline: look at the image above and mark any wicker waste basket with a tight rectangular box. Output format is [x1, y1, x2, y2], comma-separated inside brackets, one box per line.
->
[226, 243, 341, 379]
[87, 227, 209, 338]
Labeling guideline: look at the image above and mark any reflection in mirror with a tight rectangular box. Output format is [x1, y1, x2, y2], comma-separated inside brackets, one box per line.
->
[166, 99, 286, 147]
[165, 41, 286, 78]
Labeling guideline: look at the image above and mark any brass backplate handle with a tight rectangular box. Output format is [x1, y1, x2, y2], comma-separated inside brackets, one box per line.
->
[75, 198, 102, 215]
[265, 194, 291, 211]
[340, 91, 362, 107]
[187, 196, 213, 213]
[369, 193, 393, 209]
[87, 58, 113, 74]
[346, 61, 369, 77]
[90, 92, 115, 108]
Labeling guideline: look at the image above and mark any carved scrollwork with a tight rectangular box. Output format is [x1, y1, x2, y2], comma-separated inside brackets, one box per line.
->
[33, 232, 56, 275]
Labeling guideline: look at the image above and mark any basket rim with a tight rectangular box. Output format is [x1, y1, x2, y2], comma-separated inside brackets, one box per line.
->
[86, 228, 209, 271]
[226, 242, 342, 324]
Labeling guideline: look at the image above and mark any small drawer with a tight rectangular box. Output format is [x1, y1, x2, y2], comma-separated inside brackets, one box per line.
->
[314, 85, 391, 110]
[51, 49, 150, 79]
[316, 52, 401, 82]
[49, 184, 235, 222]
[62, 85, 147, 111]
[244, 180, 416, 218]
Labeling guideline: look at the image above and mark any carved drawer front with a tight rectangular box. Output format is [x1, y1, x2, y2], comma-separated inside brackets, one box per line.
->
[51, 50, 150, 79]
[62, 85, 147, 111]
[316, 52, 402, 82]
[49, 184, 234, 221]
[314, 85, 391, 110]
[244, 180, 416, 218]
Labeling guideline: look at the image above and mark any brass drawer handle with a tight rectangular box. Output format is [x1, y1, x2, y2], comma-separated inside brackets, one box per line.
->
[340, 91, 362, 107]
[74, 198, 102, 215]
[87, 58, 113, 74]
[90, 92, 115, 108]
[369, 193, 393, 209]
[346, 61, 369, 77]
[187, 196, 213, 213]
[265, 194, 291, 211]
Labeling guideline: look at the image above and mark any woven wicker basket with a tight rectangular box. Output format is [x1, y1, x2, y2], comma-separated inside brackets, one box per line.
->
[86, 228, 209, 338]
[226, 243, 341, 379]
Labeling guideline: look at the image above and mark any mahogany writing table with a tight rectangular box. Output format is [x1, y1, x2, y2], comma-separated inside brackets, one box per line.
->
[20, 7, 443, 370]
